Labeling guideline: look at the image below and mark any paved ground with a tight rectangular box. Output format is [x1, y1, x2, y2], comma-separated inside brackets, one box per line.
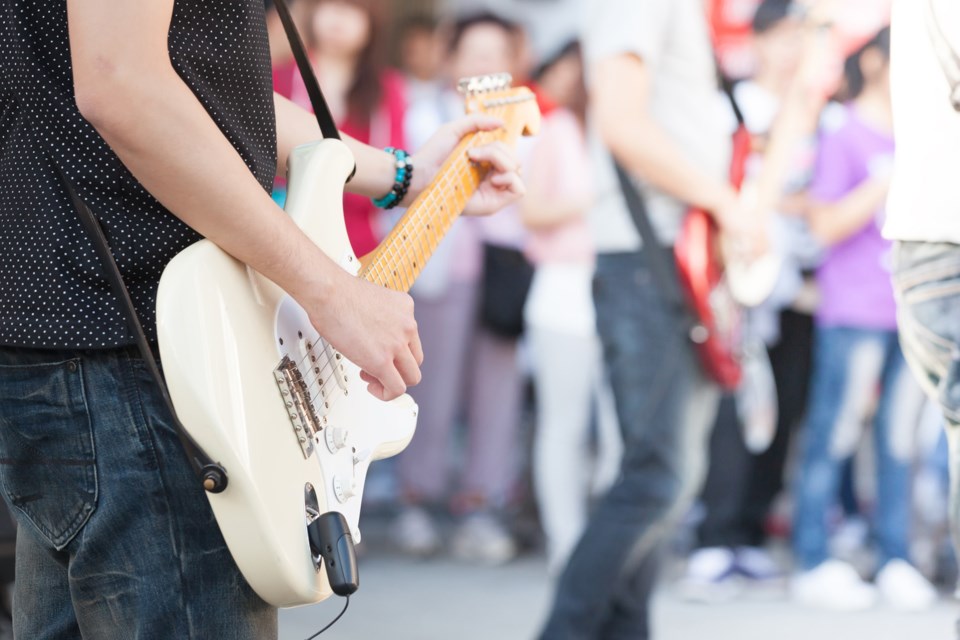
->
[280, 553, 959, 640]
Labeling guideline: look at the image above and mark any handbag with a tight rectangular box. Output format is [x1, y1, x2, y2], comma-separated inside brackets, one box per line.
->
[479, 243, 535, 339]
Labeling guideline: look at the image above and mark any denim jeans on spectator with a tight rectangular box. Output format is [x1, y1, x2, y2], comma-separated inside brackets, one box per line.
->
[0, 346, 276, 639]
[539, 251, 719, 640]
[894, 241, 960, 576]
[792, 326, 921, 571]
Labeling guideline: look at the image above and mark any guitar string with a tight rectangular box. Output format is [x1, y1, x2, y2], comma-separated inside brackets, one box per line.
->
[299, 122, 508, 409]
[293, 105, 512, 409]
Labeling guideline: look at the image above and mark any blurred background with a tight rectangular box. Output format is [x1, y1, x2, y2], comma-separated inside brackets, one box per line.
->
[258, 0, 960, 638]
[3, 1, 950, 639]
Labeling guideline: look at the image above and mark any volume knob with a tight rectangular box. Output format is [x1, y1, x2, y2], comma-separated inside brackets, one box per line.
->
[325, 426, 349, 453]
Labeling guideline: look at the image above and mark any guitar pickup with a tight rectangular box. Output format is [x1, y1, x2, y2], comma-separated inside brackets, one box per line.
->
[322, 342, 350, 394]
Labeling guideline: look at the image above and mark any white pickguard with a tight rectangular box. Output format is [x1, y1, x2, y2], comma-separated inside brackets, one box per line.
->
[156, 139, 417, 607]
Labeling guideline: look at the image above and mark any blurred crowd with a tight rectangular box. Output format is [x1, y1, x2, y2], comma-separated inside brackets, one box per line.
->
[263, 0, 951, 623]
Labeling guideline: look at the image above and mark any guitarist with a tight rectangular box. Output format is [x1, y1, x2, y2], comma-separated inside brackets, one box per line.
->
[0, 0, 524, 638]
[538, 1, 765, 638]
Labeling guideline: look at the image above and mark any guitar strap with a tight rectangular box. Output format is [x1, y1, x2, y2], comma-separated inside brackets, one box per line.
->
[612, 162, 694, 331]
[924, 0, 960, 112]
[273, 0, 342, 140]
[54, 162, 228, 493]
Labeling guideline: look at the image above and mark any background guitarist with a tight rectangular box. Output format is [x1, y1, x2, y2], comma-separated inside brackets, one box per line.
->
[537, 0, 766, 638]
[0, 0, 523, 637]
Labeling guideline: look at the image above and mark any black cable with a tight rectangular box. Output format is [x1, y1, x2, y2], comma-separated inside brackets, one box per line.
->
[304, 596, 350, 640]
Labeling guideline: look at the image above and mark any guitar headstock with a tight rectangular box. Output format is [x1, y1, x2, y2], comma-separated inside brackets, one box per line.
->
[458, 73, 541, 138]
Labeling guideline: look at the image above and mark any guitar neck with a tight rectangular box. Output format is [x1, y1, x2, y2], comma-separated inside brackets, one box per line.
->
[359, 126, 512, 292]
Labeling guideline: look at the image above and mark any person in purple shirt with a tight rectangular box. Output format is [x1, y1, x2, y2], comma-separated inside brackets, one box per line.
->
[790, 27, 937, 612]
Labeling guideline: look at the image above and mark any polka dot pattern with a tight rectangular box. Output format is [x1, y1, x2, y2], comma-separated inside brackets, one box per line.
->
[0, 0, 277, 348]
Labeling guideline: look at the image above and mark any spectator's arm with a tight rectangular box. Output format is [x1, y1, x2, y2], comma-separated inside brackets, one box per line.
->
[808, 177, 890, 245]
[520, 114, 593, 230]
[805, 118, 888, 246]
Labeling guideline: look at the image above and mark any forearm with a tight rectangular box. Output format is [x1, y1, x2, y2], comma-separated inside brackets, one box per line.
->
[809, 179, 889, 245]
[521, 194, 591, 230]
[521, 143, 588, 228]
[80, 66, 338, 302]
[273, 93, 395, 198]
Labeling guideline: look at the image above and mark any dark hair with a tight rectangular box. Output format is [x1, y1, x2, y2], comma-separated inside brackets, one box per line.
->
[533, 39, 581, 82]
[752, 0, 798, 35]
[400, 14, 437, 37]
[841, 26, 891, 100]
[533, 39, 587, 123]
[447, 11, 520, 54]
[303, 0, 389, 121]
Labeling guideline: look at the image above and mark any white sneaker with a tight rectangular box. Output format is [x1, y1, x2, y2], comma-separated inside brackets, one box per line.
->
[735, 546, 784, 583]
[680, 547, 741, 603]
[792, 559, 877, 611]
[876, 559, 938, 612]
[450, 512, 516, 565]
[394, 507, 441, 557]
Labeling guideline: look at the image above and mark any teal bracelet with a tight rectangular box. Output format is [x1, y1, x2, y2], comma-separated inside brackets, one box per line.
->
[372, 148, 413, 210]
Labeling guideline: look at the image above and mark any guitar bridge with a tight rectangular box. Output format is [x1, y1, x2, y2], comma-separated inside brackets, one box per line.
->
[274, 355, 322, 459]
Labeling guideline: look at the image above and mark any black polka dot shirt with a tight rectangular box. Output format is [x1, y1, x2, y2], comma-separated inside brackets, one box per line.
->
[0, 0, 277, 349]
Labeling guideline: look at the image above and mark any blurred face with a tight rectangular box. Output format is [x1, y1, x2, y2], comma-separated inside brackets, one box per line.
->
[538, 52, 583, 108]
[311, 1, 371, 58]
[859, 46, 891, 98]
[753, 18, 804, 79]
[401, 27, 441, 81]
[449, 24, 515, 81]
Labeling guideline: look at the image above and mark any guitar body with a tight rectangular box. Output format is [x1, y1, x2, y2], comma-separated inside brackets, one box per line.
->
[155, 74, 540, 610]
[674, 125, 753, 391]
[156, 139, 417, 607]
[674, 208, 743, 389]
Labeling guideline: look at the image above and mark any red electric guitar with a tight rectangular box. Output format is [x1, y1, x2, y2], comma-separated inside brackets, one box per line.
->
[673, 124, 753, 390]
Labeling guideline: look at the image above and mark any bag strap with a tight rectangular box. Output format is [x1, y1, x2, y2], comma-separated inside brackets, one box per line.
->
[925, 0, 960, 112]
[273, 0, 341, 139]
[54, 163, 229, 494]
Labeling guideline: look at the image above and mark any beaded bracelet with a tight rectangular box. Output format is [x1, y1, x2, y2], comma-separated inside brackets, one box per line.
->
[372, 147, 413, 210]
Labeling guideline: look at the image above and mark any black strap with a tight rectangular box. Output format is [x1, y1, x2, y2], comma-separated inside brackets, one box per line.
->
[54, 163, 228, 494]
[273, 0, 341, 140]
[925, 0, 960, 112]
[612, 162, 695, 332]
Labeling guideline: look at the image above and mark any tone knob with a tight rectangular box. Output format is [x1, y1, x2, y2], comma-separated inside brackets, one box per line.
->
[333, 475, 356, 503]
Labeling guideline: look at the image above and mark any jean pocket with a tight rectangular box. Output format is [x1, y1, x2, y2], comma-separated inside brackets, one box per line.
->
[0, 359, 97, 549]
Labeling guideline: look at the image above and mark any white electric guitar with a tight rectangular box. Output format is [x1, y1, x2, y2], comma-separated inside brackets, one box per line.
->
[155, 74, 540, 608]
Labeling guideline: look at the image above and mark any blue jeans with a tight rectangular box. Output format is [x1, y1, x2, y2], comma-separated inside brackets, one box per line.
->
[0, 346, 276, 639]
[539, 251, 719, 640]
[792, 326, 923, 570]
[894, 241, 960, 573]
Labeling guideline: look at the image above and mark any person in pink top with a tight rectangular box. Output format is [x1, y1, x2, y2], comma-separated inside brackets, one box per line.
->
[272, 0, 406, 258]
